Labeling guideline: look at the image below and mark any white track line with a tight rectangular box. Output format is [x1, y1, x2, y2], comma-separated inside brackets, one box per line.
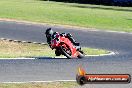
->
[0, 38, 116, 59]
[86, 29, 132, 35]
[1, 80, 76, 84]
[0, 58, 35, 60]
[0, 38, 47, 45]
[0, 51, 116, 60]
[54, 51, 116, 58]
[85, 51, 116, 57]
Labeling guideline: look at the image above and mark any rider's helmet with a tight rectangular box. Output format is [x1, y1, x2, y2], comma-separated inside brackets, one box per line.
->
[45, 28, 54, 38]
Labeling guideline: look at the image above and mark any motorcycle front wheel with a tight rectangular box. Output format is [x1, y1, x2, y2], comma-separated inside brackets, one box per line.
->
[60, 45, 72, 59]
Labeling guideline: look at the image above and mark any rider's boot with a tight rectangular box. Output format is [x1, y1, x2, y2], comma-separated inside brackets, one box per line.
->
[67, 33, 80, 46]
[69, 37, 80, 46]
[69, 37, 81, 50]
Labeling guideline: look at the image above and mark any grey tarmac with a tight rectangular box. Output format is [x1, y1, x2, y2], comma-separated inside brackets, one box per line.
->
[0, 21, 132, 88]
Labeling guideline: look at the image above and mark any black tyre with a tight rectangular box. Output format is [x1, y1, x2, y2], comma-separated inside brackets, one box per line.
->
[77, 50, 85, 58]
[60, 45, 72, 59]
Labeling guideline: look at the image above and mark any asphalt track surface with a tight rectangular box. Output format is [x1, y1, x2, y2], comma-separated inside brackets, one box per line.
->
[0, 21, 132, 88]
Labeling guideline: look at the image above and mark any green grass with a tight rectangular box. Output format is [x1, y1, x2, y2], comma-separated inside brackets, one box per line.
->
[0, 40, 108, 58]
[82, 47, 108, 55]
[0, 82, 78, 88]
[0, 0, 132, 32]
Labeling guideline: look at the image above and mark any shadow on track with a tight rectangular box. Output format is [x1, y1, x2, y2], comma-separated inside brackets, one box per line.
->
[31, 56, 70, 60]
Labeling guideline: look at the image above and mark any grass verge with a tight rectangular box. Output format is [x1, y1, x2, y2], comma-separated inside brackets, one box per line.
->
[0, 0, 132, 32]
[0, 82, 78, 88]
[0, 40, 108, 58]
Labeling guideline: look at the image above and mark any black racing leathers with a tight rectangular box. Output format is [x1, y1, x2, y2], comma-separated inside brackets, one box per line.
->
[46, 32, 79, 47]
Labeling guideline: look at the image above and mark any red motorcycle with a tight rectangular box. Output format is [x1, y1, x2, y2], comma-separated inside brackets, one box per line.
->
[50, 33, 85, 59]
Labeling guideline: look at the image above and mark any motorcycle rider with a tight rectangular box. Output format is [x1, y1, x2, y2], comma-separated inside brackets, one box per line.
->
[45, 28, 79, 46]
[45, 28, 80, 56]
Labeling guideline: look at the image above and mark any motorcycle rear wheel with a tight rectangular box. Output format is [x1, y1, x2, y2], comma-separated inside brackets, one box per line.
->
[77, 50, 85, 58]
